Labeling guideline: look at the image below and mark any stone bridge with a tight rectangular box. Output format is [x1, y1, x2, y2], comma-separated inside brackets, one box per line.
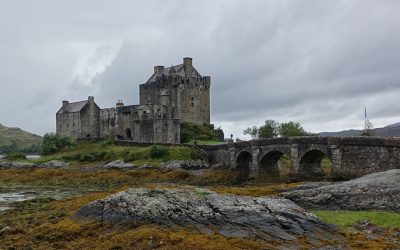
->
[197, 137, 400, 181]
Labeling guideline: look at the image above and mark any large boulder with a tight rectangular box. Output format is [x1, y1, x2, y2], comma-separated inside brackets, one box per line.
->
[75, 188, 339, 244]
[283, 169, 400, 211]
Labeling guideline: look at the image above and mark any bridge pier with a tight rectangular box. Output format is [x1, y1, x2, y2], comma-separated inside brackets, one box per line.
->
[329, 145, 342, 180]
[250, 146, 260, 178]
[289, 144, 300, 181]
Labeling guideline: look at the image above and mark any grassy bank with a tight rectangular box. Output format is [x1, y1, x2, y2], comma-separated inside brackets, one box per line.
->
[33, 140, 198, 166]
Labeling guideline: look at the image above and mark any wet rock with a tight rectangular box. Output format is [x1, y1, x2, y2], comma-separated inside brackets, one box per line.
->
[283, 169, 400, 211]
[0, 226, 11, 237]
[0, 162, 37, 169]
[161, 160, 209, 170]
[41, 160, 69, 168]
[76, 188, 340, 244]
[101, 160, 136, 170]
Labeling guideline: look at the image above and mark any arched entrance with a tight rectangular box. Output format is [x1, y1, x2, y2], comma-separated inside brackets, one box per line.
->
[258, 151, 290, 182]
[234, 151, 252, 182]
[298, 150, 332, 180]
[125, 128, 132, 140]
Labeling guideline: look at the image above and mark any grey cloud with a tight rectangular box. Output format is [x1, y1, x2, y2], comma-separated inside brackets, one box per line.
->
[0, 0, 399, 138]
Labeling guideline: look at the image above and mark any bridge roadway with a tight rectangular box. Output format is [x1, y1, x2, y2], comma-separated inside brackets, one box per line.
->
[196, 136, 400, 181]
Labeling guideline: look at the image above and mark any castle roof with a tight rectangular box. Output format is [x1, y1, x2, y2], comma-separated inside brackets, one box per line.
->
[146, 64, 202, 83]
[57, 100, 88, 114]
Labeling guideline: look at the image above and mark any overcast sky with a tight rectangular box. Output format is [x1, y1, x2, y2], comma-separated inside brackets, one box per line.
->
[1, 0, 400, 138]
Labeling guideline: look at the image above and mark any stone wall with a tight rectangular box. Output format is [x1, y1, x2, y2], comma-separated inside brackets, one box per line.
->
[56, 112, 81, 138]
[139, 74, 210, 125]
[197, 137, 400, 181]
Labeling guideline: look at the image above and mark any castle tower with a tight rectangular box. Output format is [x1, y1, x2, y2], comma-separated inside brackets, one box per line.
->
[139, 57, 211, 125]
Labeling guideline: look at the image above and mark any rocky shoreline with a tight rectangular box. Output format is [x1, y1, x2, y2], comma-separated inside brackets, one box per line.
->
[283, 169, 400, 211]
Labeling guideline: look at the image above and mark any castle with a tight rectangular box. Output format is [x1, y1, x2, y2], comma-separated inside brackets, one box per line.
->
[56, 57, 211, 144]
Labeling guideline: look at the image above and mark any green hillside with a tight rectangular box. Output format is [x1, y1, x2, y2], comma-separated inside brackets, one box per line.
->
[0, 123, 42, 153]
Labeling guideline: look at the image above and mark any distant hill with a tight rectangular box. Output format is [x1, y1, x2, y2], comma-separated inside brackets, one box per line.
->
[0, 123, 42, 153]
[318, 123, 400, 137]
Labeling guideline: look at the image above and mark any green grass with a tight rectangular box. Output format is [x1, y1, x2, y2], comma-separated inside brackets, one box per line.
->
[313, 210, 400, 228]
[187, 139, 224, 145]
[31, 141, 198, 165]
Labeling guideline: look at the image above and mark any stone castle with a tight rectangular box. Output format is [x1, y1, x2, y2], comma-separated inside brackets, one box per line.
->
[56, 57, 211, 144]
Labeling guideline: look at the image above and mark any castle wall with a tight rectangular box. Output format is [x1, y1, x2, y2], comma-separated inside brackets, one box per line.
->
[139, 75, 210, 125]
[100, 108, 117, 138]
[80, 99, 100, 138]
[177, 76, 210, 125]
[56, 112, 81, 138]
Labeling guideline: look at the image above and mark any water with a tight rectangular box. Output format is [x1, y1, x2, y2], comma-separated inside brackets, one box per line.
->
[0, 155, 40, 160]
[0, 190, 36, 211]
[0, 186, 100, 212]
[26, 155, 40, 160]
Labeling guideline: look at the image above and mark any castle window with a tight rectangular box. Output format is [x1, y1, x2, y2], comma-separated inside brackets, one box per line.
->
[191, 97, 194, 101]
[191, 102, 194, 107]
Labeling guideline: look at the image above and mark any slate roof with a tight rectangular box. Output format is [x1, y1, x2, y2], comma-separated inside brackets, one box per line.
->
[146, 64, 202, 83]
[57, 100, 88, 114]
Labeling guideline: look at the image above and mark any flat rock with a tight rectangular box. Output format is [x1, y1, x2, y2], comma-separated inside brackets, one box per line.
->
[0, 162, 37, 169]
[101, 160, 136, 170]
[161, 160, 209, 170]
[283, 169, 400, 211]
[75, 188, 339, 244]
[41, 160, 69, 168]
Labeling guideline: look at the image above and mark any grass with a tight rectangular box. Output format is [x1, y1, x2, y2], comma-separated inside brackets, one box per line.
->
[31, 141, 198, 165]
[313, 210, 400, 228]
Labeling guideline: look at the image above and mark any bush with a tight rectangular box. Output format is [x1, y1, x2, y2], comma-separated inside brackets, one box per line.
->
[180, 123, 224, 143]
[5, 152, 27, 161]
[41, 133, 76, 156]
[150, 146, 169, 159]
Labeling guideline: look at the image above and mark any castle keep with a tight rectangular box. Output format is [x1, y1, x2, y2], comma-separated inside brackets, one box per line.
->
[56, 57, 211, 144]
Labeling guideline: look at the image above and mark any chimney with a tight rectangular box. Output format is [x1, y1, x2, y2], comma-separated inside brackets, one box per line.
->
[62, 100, 69, 111]
[153, 65, 165, 75]
[183, 57, 193, 77]
[116, 99, 124, 108]
[88, 96, 94, 103]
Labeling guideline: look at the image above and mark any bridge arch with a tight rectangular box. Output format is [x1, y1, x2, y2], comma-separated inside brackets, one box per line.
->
[298, 149, 331, 180]
[258, 151, 290, 182]
[234, 151, 252, 181]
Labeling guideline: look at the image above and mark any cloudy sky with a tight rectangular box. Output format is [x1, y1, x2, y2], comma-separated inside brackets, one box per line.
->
[1, 0, 400, 138]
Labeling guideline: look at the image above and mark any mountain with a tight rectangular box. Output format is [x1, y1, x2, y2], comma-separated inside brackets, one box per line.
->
[318, 123, 400, 137]
[0, 123, 42, 153]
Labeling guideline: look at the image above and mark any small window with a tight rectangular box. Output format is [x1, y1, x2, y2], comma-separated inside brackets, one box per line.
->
[191, 102, 194, 107]
[191, 96, 194, 101]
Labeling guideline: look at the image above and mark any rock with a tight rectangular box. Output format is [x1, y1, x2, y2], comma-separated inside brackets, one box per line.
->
[161, 160, 209, 170]
[102, 160, 136, 170]
[41, 160, 69, 168]
[282, 169, 400, 211]
[294, 182, 337, 191]
[0, 226, 11, 237]
[75, 188, 340, 244]
[0, 162, 37, 169]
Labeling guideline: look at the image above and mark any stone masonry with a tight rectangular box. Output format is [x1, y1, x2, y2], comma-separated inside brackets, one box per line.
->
[56, 57, 210, 144]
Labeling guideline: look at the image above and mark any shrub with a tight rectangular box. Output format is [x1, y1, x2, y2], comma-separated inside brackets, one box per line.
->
[41, 133, 76, 156]
[5, 152, 27, 161]
[150, 146, 169, 159]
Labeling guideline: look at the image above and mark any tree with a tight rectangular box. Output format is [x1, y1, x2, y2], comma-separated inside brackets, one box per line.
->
[279, 121, 309, 137]
[243, 126, 259, 139]
[41, 133, 76, 155]
[259, 120, 279, 138]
